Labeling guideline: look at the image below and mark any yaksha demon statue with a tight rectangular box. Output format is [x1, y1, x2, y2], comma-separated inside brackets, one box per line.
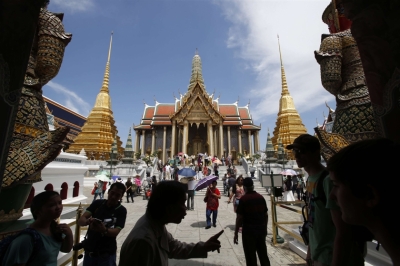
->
[314, 1, 379, 161]
[1, 2, 71, 222]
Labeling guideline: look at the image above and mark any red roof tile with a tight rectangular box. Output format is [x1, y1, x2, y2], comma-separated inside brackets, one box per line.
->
[155, 104, 175, 116]
[223, 121, 242, 126]
[143, 107, 155, 120]
[238, 107, 250, 119]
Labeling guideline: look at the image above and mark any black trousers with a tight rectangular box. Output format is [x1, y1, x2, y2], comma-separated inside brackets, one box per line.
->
[242, 233, 270, 266]
[126, 190, 134, 202]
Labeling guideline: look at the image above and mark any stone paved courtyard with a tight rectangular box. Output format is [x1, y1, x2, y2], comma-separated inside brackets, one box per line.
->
[83, 185, 306, 266]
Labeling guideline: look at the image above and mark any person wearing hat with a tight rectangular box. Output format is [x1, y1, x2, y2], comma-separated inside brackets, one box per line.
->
[287, 134, 364, 266]
[234, 177, 270, 266]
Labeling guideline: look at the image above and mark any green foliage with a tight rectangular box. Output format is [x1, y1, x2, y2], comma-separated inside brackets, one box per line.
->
[134, 149, 141, 160]
[249, 153, 261, 166]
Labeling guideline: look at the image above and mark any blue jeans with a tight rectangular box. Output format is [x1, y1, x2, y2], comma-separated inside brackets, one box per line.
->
[83, 253, 116, 266]
[206, 209, 218, 226]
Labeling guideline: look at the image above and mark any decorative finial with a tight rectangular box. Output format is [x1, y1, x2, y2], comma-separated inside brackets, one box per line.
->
[153, 95, 156, 103]
[143, 99, 146, 105]
[108, 31, 113, 63]
[237, 96, 240, 103]
[323, 111, 326, 119]
[218, 94, 220, 99]
[195, 48, 198, 55]
[277, 35, 289, 95]
[248, 99, 250, 105]
[98, 32, 113, 95]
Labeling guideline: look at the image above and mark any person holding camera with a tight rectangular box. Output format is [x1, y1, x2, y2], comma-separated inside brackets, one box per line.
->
[78, 182, 127, 266]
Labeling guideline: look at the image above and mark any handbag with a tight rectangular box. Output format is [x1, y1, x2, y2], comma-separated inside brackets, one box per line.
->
[203, 196, 208, 203]
[91, 187, 96, 195]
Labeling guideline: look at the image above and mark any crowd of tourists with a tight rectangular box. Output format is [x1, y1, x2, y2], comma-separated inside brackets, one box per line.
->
[1, 135, 399, 266]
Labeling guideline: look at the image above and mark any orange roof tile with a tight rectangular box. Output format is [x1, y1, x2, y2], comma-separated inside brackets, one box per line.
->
[143, 106, 155, 120]
[219, 105, 238, 116]
[223, 121, 242, 126]
[238, 107, 250, 119]
[155, 104, 175, 116]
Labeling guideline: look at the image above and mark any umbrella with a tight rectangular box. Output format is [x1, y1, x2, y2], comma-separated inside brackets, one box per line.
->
[213, 159, 222, 165]
[198, 153, 204, 156]
[280, 169, 298, 176]
[112, 175, 120, 181]
[95, 174, 110, 182]
[194, 175, 218, 191]
[178, 168, 196, 177]
[178, 152, 184, 156]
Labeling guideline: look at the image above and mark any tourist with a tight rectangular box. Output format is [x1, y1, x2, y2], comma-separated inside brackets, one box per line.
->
[187, 177, 196, 211]
[95, 181, 104, 201]
[102, 180, 108, 195]
[292, 175, 299, 197]
[151, 175, 157, 192]
[205, 181, 221, 229]
[134, 175, 141, 195]
[287, 134, 364, 266]
[232, 165, 237, 175]
[227, 173, 236, 195]
[119, 181, 223, 266]
[228, 175, 245, 213]
[221, 155, 225, 166]
[78, 182, 127, 266]
[234, 178, 270, 266]
[296, 175, 304, 201]
[92, 182, 99, 202]
[125, 177, 134, 203]
[327, 139, 400, 265]
[165, 164, 171, 180]
[213, 162, 219, 176]
[202, 164, 208, 177]
[1, 191, 73, 266]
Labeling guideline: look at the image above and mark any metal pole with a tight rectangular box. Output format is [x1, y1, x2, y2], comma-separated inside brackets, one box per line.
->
[72, 203, 83, 266]
[271, 170, 284, 244]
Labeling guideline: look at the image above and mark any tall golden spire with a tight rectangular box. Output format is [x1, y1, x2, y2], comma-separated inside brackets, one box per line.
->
[272, 35, 307, 159]
[278, 35, 289, 95]
[68, 32, 124, 159]
[100, 31, 113, 93]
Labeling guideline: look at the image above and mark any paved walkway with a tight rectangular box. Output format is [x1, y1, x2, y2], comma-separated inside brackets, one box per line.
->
[83, 186, 306, 266]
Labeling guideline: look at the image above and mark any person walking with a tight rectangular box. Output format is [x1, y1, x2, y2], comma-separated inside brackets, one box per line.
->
[187, 177, 196, 211]
[213, 163, 219, 176]
[234, 178, 270, 266]
[165, 164, 171, 180]
[94, 181, 104, 201]
[125, 177, 134, 203]
[228, 175, 245, 213]
[205, 181, 221, 229]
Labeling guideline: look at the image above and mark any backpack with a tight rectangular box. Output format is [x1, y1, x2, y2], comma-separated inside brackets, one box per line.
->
[0, 228, 44, 265]
[313, 170, 374, 253]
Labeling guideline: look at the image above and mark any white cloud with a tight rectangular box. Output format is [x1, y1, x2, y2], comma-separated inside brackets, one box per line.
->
[45, 81, 91, 116]
[215, 0, 335, 121]
[51, 0, 94, 13]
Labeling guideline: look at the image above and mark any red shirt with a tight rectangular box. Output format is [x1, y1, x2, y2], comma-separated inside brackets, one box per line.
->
[206, 187, 220, 211]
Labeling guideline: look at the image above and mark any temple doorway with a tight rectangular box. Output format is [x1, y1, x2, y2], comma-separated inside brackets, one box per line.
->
[187, 123, 207, 156]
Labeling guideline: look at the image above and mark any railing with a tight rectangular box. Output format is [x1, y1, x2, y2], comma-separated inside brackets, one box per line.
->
[60, 203, 91, 266]
[258, 168, 266, 185]
[270, 194, 304, 245]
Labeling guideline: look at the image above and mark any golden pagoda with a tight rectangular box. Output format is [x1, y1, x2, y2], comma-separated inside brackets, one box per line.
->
[271, 36, 307, 159]
[68, 32, 123, 159]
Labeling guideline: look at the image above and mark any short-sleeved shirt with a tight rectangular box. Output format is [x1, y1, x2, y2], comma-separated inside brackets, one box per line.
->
[236, 191, 268, 236]
[85, 200, 127, 253]
[206, 188, 220, 211]
[306, 172, 363, 265]
[2, 231, 61, 266]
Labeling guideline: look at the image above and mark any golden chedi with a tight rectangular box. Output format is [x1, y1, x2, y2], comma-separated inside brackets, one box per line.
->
[68, 33, 123, 159]
[272, 36, 308, 159]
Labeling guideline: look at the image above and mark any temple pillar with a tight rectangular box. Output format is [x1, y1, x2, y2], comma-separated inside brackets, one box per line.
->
[141, 130, 145, 155]
[219, 123, 223, 158]
[183, 120, 188, 154]
[171, 120, 176, 157]
[162, 126, 167, 163]
[151, 129, 155, 154]
[207, 120, 214, 156]
[255, 131, 260, 153]
[214, 129, 217, 158]
[238, 129, 242, 154]
[248, 130, 252, 156]
[134, 130, 140, 154]
[227, 126, 231, 156]
[178, 127, 182, 153]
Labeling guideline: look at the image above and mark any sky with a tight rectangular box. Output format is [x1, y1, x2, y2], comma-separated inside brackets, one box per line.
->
[44, 0, 335, 151]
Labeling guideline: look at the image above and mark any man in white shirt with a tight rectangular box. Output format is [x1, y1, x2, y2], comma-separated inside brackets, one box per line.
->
[187, 177, 197, 210]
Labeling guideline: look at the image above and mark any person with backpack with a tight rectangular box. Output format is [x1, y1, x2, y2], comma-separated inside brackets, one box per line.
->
[287, 134, 364, 266]
[1, 191, 73, 266]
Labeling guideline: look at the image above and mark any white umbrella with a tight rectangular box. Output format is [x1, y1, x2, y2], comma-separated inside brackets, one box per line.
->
[96, 174, 110, 182]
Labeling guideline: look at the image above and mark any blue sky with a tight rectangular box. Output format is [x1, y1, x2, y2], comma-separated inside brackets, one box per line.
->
[44, 0, 334, 151]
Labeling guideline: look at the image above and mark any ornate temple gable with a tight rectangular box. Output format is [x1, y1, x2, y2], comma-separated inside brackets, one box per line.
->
[170, 82, 224, 125]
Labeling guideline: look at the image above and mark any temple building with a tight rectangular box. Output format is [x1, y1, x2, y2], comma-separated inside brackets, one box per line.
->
[44, 96, 87, 141]
[271, 37, 308, 159]
[134, 50, 261, 164]
[68, 33, 123, 159]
